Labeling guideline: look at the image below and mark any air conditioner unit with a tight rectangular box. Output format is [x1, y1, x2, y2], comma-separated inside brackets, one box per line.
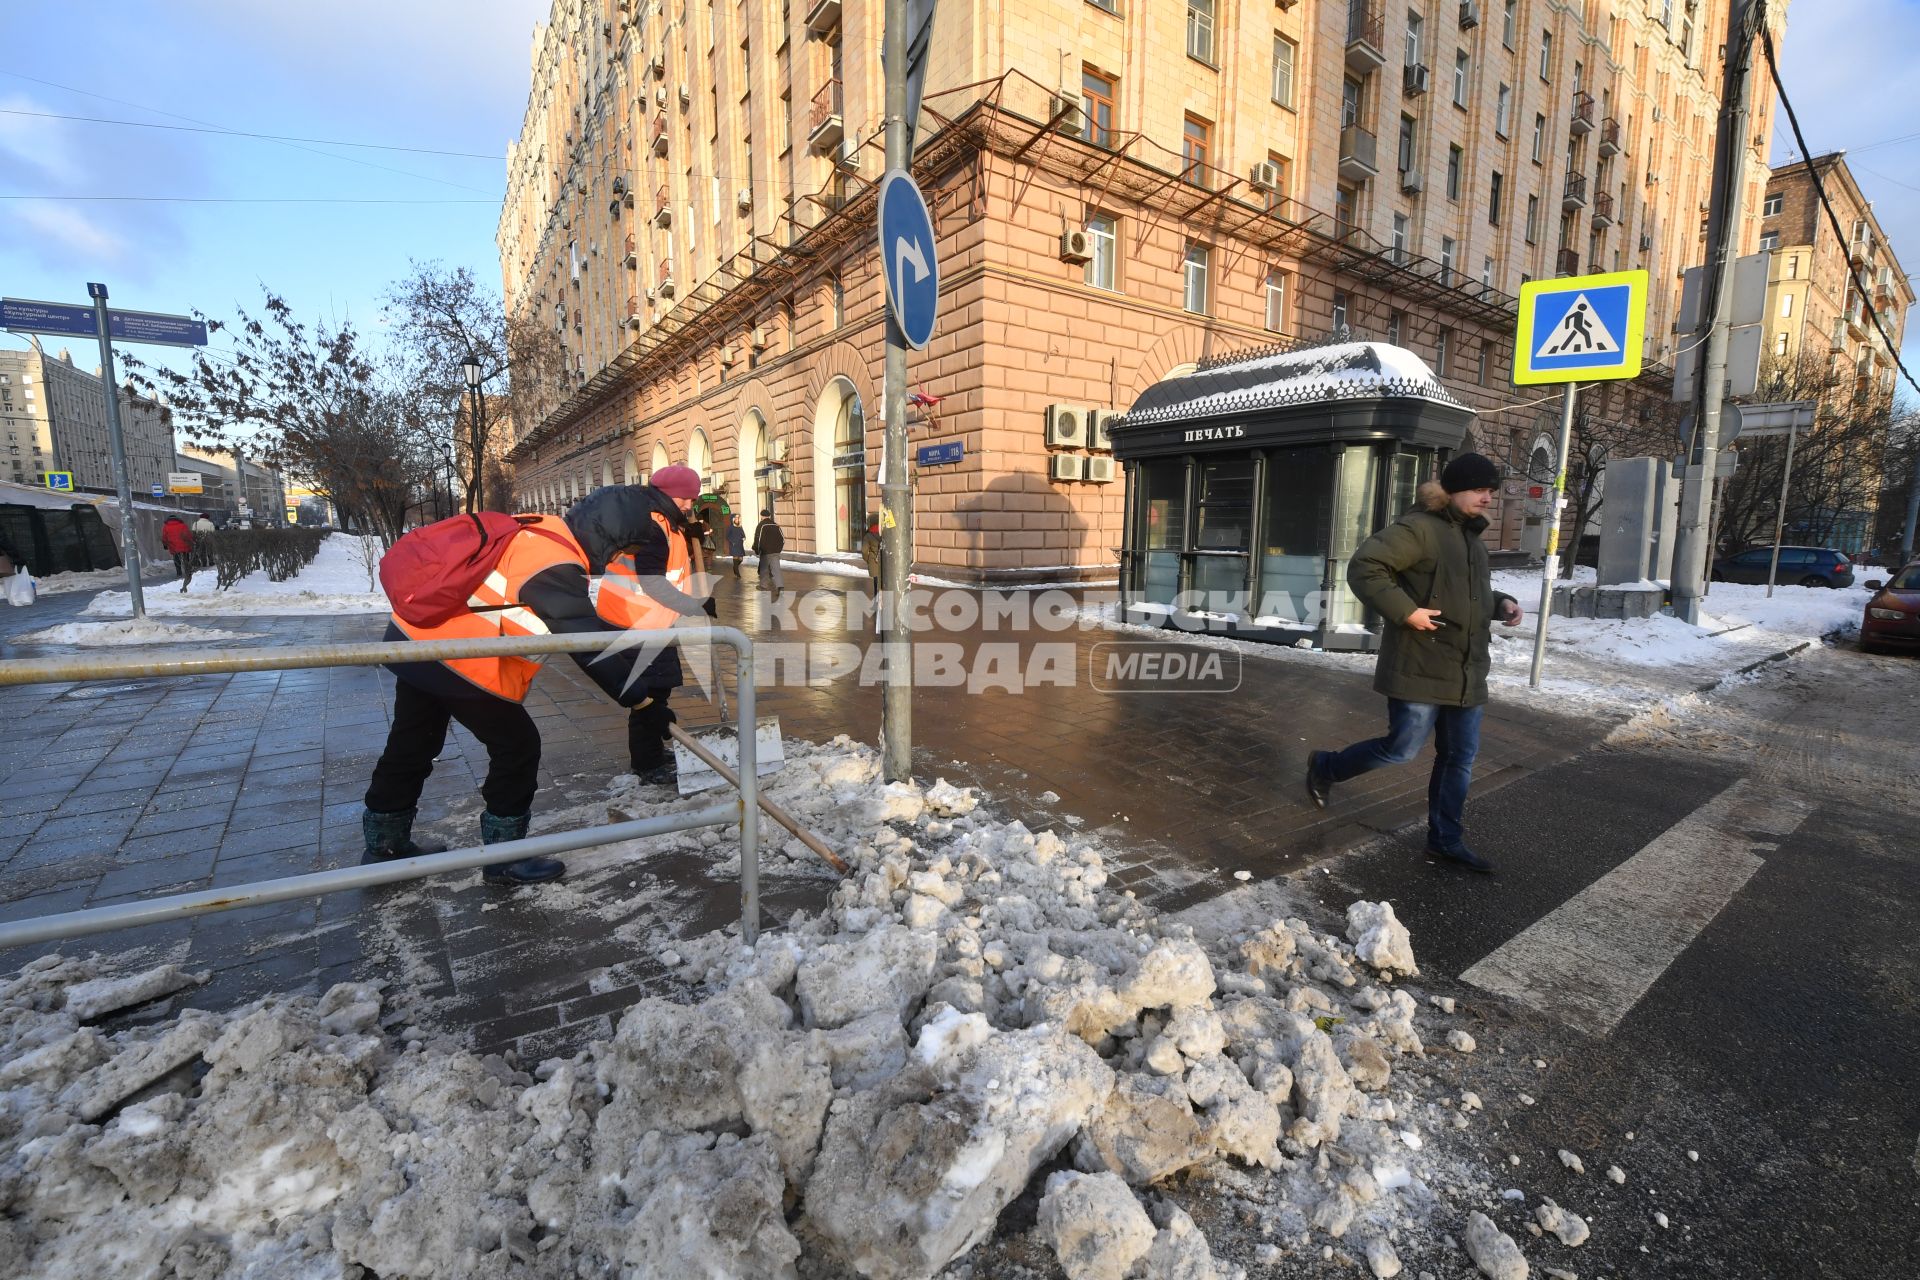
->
[627, 311, 644, 329]
[769, 438, 789, 462]
[1050, 454, 1086, 482]
[1059, 227, 1093, 263]
[750, 325, 769, 348]
[678, 83, 691, 107]
[1404, 63, 1430, 97]
[721, 345, 738, 366]
[649, 51, 664, 76]
[611, 175, 627, 196]
[1049, 93, 1088, 136]
[1084, 456, 1116, 483]
[706, 472, 727, 492]
[1459, 0, 1480, 29]
[1250, 160, 1282, 191]
[1401, 169, 1425, 195]
[655, 85, 667, 107]
[1651, 106, 1663, 122]
[1639, 233, 1654, 251]
[736, 188, 753, 213]
[838, 133, 862, 169]
[1089, 410, 1121, 451]
[1045, 404, 1088, 448]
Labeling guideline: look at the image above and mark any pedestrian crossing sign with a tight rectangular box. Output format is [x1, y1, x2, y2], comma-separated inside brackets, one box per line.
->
[1512, 269, 1647, 385]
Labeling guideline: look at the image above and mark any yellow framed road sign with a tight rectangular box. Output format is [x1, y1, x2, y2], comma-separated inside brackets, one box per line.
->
[1512, 269, 1648, 385]
[44, 470, 74, 492]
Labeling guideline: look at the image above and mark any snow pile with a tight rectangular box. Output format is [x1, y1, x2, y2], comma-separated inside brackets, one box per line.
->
[1, 740, 1558, 1279]
[9, 619, 265, 647]
[83, 534, 388, 617]
[29, 564, 174, 597]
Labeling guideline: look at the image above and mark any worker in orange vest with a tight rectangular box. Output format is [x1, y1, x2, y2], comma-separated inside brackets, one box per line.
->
[361, 504, 672, 886]
[570, 464, 712, 785]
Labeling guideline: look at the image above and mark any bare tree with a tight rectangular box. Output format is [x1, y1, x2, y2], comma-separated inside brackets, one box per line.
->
[1515, 388, 1683, 577]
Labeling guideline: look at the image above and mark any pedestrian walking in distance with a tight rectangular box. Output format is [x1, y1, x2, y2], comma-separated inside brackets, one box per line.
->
[1305, 452, 1524, 873]
[161, 515, 195, 591]
[725, 513, 747, 579]
[752, 507, 785, 596]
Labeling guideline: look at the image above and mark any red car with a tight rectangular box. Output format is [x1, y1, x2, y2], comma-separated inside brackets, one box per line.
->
[1860, 563, 1920, 654]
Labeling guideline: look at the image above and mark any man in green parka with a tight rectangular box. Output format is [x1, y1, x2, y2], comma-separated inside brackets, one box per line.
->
[1305, 452, 1524, 872]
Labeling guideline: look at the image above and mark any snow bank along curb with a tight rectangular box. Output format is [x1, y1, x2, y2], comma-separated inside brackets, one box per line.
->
[0, 741, 1595, 1279]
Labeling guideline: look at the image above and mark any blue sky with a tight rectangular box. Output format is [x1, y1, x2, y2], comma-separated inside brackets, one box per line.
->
[1, 0, 1916, 393]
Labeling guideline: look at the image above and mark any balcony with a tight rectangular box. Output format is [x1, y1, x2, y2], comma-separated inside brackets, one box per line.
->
[803, 0, 841, 38]
[1845, 305, 1868, 339]
[1562, 173, 1588, 211]
[1556, 248, 1580, 276]
[808, 78, 844, 153]
[1345, 6, 1385, 74]
[1830, 320, 1847, 352]
[1592, 190, 1615, 228]
[622, 233, 637, 268]
[1597, 116, 1621, 157]
[649, 113, 669, 156]
[626, 296, 643, 326]
[1850, 235, 1876, 267]
[652, 183, 672, 228]
[1339, 124, 1379, 182]
[1569, 91, 1595, 136]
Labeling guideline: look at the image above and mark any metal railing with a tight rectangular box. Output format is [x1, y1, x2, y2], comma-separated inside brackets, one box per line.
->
[0, 628, 765, 949]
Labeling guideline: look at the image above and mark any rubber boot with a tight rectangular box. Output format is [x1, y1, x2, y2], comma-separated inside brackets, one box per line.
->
[361, 807, 449, 864]
[480, 810, 564, 886]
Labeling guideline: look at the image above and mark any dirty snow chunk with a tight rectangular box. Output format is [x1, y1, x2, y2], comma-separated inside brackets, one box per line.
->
[1558, 1149, 1585, 1174]
[1287, 1029, 1356, 1148]
[622, 1134, 802, 1280]
[1535, 1198, 1590, 1247]
[1429, 995, 1457, 1015]
[1653, 1212, 1670, 1229]
[1037, 1170, 1156, 1280]
[817, 1009, 910, 1089]
[902, 893, 946, 928]
[795, 923, 939, 1029]
[1447, 1029, 1477, 1054]
[1139, 1201, 1224, 1280]
[1074, 1071, 1212, 1185]
[1518, 1093, 1537, 1106]
[63, 964, 208, 1021]
[1463, 1211, 1530, 1280]
[1145, 1037, 1185, 1076]
[1606, 1165, 1627, 1184]
[1399, 1129, 1424, 1150]
[803, 1026, 1113, 1280]
[1122, 939, 1218, 1012]
[1460, 1091, 1484, 1112]
[1238, 922, 1296, 979]
[1346, 901, 1419, 976]
[913, 1005, 992, 1068]
[1364, 1233, 1405, 1278]
[923, 778, 978, 817]
[1687, 1149, 1699, 1162]
[1165, 1005, 1227, 1059]
[59, 1015, 218, 1122]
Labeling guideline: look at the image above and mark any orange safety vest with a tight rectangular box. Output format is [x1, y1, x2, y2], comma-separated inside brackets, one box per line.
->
[391, 516, 586, 702]
[596, 510, 693, 631]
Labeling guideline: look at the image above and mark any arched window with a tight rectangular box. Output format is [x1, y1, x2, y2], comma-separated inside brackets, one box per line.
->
[650, 441, 670, 482]
[687, 428, 712, 486]
[831, 383, 865, 552]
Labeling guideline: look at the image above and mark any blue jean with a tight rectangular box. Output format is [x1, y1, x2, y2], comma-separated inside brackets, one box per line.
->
[1323, 699, 1484, 853]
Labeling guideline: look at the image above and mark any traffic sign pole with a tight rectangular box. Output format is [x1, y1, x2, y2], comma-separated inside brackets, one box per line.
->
[880, 0, 913, 784]
[88, 283, 146, 621]
[1529, 383, 1579, 689]
[1764, 419, 1799, 598]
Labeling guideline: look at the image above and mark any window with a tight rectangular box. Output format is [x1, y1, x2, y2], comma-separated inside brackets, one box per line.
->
[1490, 171, 1504, 224]
[1774, 332, 1789, 356]
[1532, 113, 1546, 162]
[1388, 310, 1404, 344]
[831, 384, 866, 553]
[1081, 68, 1116, 147]
[1392, 213, 1410, 262]
[1440, 237, 1457, 280]
[1477, 337, 1490, 383]
[1398, 114, 1418, 172]
[1342, 77, 1362, 128]
[1335, 185, 1359, 238]
[1088, 0, 1119, 12]
[1502, 0, 1517, 49]
[1540, 30, 1553, 81]
[1405, 12, 1423, 67]
[1264, 269, 1288, 332]
[1182, 115, 1212, 185]
[1183, 242, 1211, 314]
[1453, 50, 1470, 106]
[831, 275, 845, 328]
[1435, 326, 1451, 376]
[1781, 294, 1793, 317]
[1496, 84, 1512, 136]
[1573, 61, 1583, 94]
[1525, 193, 1540, 243]
[1482, 256, 1495, 288]
[1186, 0, 1215, 63]
[1086, 212, 1117, 290]
[1263, 152, 1293, 209]
[1763, 192, 1783, 216]
[1446, 145, 1463, 200]
[1759, 230, 1779, 251]
[1272, 34, 1297, 107]
[1787, 254, 1798, 279]
[1332, 290, 1350, 333]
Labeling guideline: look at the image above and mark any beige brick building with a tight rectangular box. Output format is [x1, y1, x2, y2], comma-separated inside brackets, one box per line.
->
[499, 0, 1781, 578]
[0, 346, 175, 497]
[1758, 152, 1912, 399]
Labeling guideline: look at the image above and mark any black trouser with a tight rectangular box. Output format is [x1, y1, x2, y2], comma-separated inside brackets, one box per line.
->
[365, 678, 542, 818]
[627, 690, 675, 770]
[172, 552, 191, 581]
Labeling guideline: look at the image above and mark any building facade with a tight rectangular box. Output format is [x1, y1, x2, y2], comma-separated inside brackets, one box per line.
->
[1758, 152, 1912, 398]
[0, 346, 176, 497]
[500, 0, 1781, 578]
[178, 446, 289, 526]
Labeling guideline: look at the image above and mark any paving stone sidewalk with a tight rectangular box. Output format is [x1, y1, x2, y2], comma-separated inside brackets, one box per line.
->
[0, 566, 1605, 1064]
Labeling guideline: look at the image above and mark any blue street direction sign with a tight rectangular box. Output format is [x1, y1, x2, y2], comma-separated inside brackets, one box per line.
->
[916, 441, 964, 466]
[878, 169, 939, 350]
[151, 484, 165, 497]
[1512, 269, 1647, 385]
[45, 471, 74, 492]
[2, 297, 208, 348]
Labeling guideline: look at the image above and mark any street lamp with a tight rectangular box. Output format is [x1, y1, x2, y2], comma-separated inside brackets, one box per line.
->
[441, 443, 455, 521]
[459, 353, 486, 513]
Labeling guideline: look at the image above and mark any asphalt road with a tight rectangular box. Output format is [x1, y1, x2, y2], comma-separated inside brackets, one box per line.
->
[1298, 642, 1920, 1278]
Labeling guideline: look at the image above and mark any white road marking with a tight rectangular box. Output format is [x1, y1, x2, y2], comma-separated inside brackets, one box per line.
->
[1462, 778, 1808, 1037]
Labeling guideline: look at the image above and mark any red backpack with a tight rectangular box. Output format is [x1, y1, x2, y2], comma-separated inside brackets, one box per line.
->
[380, 512, 559, 628]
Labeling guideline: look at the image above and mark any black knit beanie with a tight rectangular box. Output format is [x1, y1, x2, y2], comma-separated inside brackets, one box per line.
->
[1441, 452, 1502, 493]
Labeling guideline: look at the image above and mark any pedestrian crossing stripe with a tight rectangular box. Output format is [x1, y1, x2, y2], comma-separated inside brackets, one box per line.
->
[1512, 269, 1648, 386]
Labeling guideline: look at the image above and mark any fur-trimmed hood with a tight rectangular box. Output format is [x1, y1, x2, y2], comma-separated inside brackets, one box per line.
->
[1416, 480, 1451, 512]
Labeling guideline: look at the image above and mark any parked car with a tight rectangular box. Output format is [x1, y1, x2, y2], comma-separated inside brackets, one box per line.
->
[1860, 563, 1920, 654]
[1710, 545, 1855, 588]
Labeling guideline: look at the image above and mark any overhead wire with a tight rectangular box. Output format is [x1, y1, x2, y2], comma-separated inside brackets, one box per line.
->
[0, 107, 505, 159]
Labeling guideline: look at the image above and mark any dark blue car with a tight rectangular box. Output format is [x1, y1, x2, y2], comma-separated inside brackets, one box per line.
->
[1711, 545, 1855, 588]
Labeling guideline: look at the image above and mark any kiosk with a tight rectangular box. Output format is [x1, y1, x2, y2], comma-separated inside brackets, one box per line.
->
[1110, 340, 1472, 651]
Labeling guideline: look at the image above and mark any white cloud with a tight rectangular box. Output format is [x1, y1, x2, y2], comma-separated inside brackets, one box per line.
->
[0, 93, 85, 184]
[8, 200, 128, 263]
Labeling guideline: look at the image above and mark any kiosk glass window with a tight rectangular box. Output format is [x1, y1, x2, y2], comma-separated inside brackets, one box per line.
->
[1193, 458, 1254, 604]
[1327, 445, 1384, 630]
[1259, 446, 1335, 622]
[1137, 459, 1186, 606]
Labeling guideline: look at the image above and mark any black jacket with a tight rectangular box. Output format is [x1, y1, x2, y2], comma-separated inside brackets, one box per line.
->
[752, 517, 784, 556]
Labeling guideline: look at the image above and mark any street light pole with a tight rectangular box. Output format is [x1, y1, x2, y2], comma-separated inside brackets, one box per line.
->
[85, 283, 146, 621]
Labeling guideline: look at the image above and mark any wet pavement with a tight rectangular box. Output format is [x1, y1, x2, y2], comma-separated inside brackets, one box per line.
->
[0, 566, 1608, 1063]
